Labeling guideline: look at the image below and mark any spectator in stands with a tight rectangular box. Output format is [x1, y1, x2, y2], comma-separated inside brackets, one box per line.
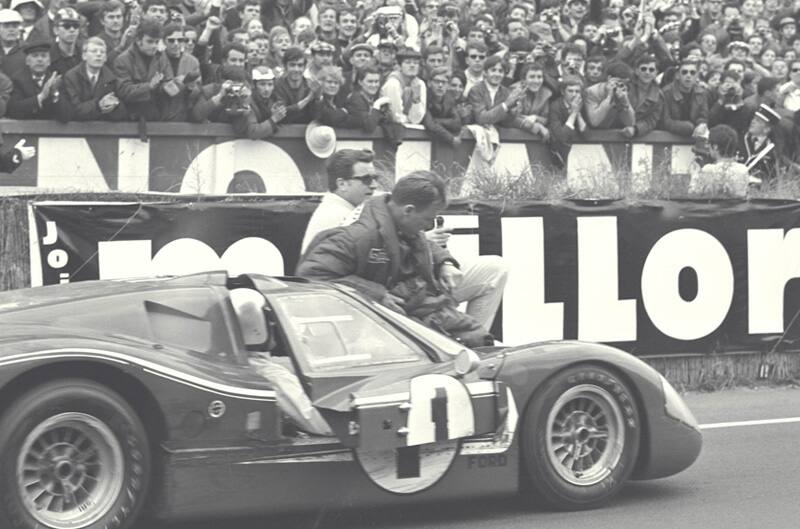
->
[740, 103, 782, 182]
[337, 8, 359, 50]
[206, 42, 246, 83]
[422, 44, 447, 80]
[113, 17, 181, 122]
[375, 39, 397, 79]
[142, 0, 169, 26]
[163, 23, 201, 84]
[316, 6, 338, 44]
[0, 9, 25, 76]
[264, 26, 291, 73]
[0, 67, 11, 118]
[8, 38, 61, 119]
[233, 66, 285, 139]
[424, 65, 462, 145]
[584, 54, 606, 86]
[584, 61, 635, 131]
[306, 40, 335, 82]
[345, 66, 394, 133]
[744, 76, 780, 114]
[95, 1, 130, 64]
[627, 55, 665, 138]
[381, 46, 426, 124]
[549, 75, 586, 168]
[275, 45, 319, 123]
[262, 0, 313, 32]
[709, 70, 750, 130]
[61, 37, 126, 121]
[463, 40, 487, 96]
[689, 124, 750, 196]
[192, 64, 249, 123]
[511, 63, 552, 139]
[661, 57, 709, 138]
[11, 0, 42, 43]
[779, 59, 800, 112]
[468, 55, 525, 127]
[315, 65, 360, 128]
[49, 8, 81, 75]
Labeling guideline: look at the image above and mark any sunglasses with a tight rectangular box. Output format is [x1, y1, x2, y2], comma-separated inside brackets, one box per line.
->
[348, 174, 378, 184]
[166, 37, 187, 43]
[59, 21, 80, 30]
[639, 66, 657, 73]
[792, 67, 800, 72]
[680, 69, 698, 75]
[468, 54, 486, 60]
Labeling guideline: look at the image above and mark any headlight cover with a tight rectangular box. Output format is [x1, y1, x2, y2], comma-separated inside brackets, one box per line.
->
[659, 374, 699, 429]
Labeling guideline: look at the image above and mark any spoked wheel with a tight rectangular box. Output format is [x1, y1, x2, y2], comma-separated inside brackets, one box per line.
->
[0, 379, 151, 529]
[521, 365, 640, 510]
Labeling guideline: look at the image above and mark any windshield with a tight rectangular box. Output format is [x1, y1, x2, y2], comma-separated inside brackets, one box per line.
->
[371, 302, 468, 358]
[271, 292, 432, 372]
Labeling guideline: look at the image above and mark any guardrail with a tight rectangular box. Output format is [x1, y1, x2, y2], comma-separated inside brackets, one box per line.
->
[0, 120, 694, 194]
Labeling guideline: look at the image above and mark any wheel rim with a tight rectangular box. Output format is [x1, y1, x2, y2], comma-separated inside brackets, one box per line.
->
[545, 384, 625, 487]
[16, 412, 125, 529]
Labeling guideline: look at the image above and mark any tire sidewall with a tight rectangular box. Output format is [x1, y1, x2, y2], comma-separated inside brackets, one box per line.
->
[0, 380, 150, 529]
[522, 365, 640, 509]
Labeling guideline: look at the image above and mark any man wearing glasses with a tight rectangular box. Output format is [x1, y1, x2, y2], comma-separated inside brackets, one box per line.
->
[624, 55, 664, 138]
[49, 7, 81, 75]
[462, 40, 487, 97]
[163, 22, 200, 85]
[661, 57, 709, 138]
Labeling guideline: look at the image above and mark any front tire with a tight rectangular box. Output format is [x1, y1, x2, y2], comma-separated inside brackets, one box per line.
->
[520, 365, 640, 510]
[0, 379, 151, 529]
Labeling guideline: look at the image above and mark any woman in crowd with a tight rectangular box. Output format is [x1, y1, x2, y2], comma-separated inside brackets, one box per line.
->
[314, 65, 360, 127]
[345, 65, 393, 132]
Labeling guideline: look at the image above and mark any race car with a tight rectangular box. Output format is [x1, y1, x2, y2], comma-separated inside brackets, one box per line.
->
[0, 272, 702, 529]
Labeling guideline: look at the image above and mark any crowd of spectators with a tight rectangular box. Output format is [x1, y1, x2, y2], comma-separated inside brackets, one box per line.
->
[0, 0, 799, 184]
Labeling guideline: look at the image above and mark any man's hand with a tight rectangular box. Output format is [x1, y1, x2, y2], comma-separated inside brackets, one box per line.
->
[506, 84, 526, 106]
[13, 139, 35, 161]
[692, 122, 709, 138]
[426, 226, 452, 247]
[271, 102, 287, 122]
[620, 125, 636, 138]
[148, 72, 164, 90]
[98, 92, 120, 113]
[438, 262, 462, 293]
[381, 292, 407, 313]
[410, 80, 422, 102]
[569, 94, 583, 113]
[532, 121, 550, 140]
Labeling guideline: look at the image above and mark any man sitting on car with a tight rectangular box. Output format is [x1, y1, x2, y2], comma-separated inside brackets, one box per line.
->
[297, 170, 495, 347]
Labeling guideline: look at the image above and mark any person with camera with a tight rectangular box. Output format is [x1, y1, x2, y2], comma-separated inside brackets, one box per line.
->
[113, 16, 182, 121]
[191, 64, 250, 122]
[274, 45, 319, 123]
[709, 70, 751, 130]
[60, 36, 127, 121]
[380, 46, 426, 124]
[548, 75, 587, 168]
[660, 57, 709, 138]
[584, 61, 635, 131]
[232, 65, 286, 139]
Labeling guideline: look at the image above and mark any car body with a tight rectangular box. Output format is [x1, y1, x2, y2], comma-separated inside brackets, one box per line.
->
[0, 272, 702, 529]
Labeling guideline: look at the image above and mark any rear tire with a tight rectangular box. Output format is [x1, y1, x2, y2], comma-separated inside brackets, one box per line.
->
[0, 379, 151, 529]
[520, 365, 640, 510]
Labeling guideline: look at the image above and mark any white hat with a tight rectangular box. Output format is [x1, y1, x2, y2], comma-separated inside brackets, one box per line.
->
[305, 121, 337, 159]
[0, 9, 23, 23]
[252, 66, 275, 81]
[10, 0, 43, 11]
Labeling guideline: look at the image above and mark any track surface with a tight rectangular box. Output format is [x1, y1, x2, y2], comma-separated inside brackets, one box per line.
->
[152, 387, 800, 529]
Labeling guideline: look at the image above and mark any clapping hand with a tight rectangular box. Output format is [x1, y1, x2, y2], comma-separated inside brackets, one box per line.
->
[13, 139, 35, 161]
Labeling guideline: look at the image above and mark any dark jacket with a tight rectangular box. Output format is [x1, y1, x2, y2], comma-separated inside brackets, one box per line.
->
[113, 43, 180, 121]
[467, 81, 516, 126]
[274, 76, 317, 124]
[0, 44, 26, 78]
[628, 80, 664, 135]
[261, 0, 314, 31]
[296, 194, 456, 303]
[232, 90, 280, 139]
[315, 94, 362, 128]
[660, 80, 709, 137]
[60, 62, 128, 121]
[548, 97, 582, 167]
[7, 67, 60, 119]
[0, 70, 12, 118]
[344, 89, 384, 133]
[49, 42, 82, 75]
[424, 90, 462, 144]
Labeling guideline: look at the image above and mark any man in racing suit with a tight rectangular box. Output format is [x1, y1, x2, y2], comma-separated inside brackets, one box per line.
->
[296, 170, 493, 347]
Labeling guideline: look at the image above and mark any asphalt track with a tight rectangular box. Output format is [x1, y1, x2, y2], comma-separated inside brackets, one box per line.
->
[155, 387, 800, 529]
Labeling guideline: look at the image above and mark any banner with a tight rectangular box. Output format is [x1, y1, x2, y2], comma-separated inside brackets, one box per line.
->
[29, 199, 800, 354]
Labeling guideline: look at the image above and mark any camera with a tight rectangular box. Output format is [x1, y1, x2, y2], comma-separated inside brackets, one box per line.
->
[222, 82, 250, 114]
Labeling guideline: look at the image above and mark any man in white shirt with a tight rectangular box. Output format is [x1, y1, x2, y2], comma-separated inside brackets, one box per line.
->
[300, 149, 508, 332]
[300, 149, 379, 254]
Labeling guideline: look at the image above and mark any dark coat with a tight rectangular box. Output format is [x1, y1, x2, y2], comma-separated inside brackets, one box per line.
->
[60, 62, 127, 121]
[424, 90, 462, 144]
[467, 81, 516, 126]
[0, 44, 26, 78]
[296, 194, 456, 303]
[660, 80, 709, 137]
[7, 67, 60, 119]
[113, 43, 181, 121]
[273, 76, 318, 124]
[0, 70, 12, 118]
[315, 95, 362, 128]
[548, 97, 582, 167]
[628, 80, 664, 136]
[232, 91, 279, 139]
[261, 0, 314, 31]
[344, 89, 384, 133]
[49, 42, 82, 75]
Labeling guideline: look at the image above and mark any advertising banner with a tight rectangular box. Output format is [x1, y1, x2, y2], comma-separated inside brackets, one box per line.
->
[29, 199, 800, 354]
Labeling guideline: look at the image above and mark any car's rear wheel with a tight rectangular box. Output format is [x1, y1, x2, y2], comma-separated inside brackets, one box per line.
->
[520, 365, 640, 510]
[0, 379, 151, 529]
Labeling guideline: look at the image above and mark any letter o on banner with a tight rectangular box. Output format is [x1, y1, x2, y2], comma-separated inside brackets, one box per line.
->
[641, 229, 734, 340]
[151, 237, 285, 277]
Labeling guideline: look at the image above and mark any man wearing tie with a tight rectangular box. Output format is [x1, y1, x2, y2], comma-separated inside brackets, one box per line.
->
[61, 36, 126, 121]
[7, 38, 61, 119]
[740, 103, 783, 184]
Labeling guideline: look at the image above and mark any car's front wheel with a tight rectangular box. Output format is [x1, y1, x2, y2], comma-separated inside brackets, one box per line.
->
[0, 379, 151, 529]
[520, 365, 640, 510]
